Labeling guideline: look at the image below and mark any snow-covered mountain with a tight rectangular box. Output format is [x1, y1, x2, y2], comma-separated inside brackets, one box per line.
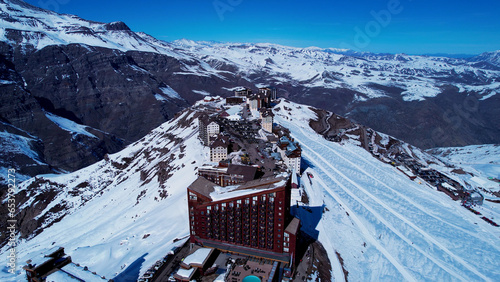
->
[2, 99, 499, 281]
[471, 50, 500, 68]
[3, 0, 498, 104]
[1, 0, 499, 187]
[0, 0, 174, 55]
[171, 40, 500, 102]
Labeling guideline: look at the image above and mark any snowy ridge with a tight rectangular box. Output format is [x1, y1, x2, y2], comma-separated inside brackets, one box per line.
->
[45, 112, 98, 139]
[0, 130, 46, 183]
[1, 0, 499, 103]
[1, 108, 206, 280]
[0, 0, 240, 81]
[471, 50, 500, 67]
[0, 0, 177, 56]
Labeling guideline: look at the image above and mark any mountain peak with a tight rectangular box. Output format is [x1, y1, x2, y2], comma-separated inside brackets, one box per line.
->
[103, 21, 131, 31]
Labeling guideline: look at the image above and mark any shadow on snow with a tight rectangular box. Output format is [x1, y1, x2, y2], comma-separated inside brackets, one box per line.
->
[113, 253, 148, 282]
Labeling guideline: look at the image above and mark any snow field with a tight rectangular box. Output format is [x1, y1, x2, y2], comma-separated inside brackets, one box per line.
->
[274, 100, 499, 281]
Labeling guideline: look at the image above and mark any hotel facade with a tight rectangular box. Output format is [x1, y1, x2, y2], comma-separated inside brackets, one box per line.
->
[187, 175, 300, 263]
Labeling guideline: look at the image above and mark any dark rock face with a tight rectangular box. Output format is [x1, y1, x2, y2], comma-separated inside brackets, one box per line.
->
[0, 42, 193, 180]
[344, 87, 500, 149]
[0, 38, 243, 182]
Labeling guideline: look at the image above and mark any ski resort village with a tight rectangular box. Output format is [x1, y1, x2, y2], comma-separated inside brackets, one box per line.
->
[21, 88, 311, 282]
[13, 86, 500, 282]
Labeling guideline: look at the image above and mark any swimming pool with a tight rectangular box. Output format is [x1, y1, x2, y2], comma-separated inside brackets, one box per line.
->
[242, 275, 261, 282]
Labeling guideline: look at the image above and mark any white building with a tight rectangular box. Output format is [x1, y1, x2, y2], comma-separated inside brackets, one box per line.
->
[210, 135, 229, 162]
[207, 121, 219, 138]
[199, 115, 220, 146]
[260, 109, 274, 132]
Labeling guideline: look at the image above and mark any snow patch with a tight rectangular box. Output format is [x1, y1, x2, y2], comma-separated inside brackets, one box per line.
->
[192, 90, 210, 96]
[45, 112, 97, 138]
[159, 86, 182, 100]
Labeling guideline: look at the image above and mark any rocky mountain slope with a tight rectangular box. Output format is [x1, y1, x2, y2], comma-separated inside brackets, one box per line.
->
[1, 99, 498, 281]
[1, 107, 204, 280]
[1, 0, 499, 185]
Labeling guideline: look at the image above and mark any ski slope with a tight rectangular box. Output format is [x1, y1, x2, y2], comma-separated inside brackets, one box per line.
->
[274, 100, 500, 281]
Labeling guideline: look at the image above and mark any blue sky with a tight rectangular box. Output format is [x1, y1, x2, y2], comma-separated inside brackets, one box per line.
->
[25, 0, 500, 55]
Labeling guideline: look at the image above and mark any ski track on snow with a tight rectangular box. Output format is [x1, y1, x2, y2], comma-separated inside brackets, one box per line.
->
[300, 133, 492, 281]
[309, 132, 500, 252]
[311, 173, 418, 281]
[277, 115, 493, 281]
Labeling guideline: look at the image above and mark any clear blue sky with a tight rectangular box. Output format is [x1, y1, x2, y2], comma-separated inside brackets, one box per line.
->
[25, 0, 500, 55]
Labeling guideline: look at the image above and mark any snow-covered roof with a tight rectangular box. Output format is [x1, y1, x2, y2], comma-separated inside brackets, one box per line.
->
[441, 182, 458, 191]
[45, 263, 106, 282]
[175, 267, 196, 280]
[183, 248, 213, 267]
[210, 177, 287, 201]
[225, 105, 243, 116]
[189, 175, 289, 202]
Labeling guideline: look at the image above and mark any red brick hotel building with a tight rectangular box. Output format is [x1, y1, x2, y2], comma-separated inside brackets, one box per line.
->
[187, 175, 300, 264]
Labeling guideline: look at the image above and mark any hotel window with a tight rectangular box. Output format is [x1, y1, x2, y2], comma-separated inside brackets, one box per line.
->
[189, 192, 197, 200]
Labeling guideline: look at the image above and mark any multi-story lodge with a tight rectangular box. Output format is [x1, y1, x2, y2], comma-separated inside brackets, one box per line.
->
[199, 115, 220, 146]
[187, 175, 300, 263]
[260, 108, 274, 133]
[209, 135, 230, 163]
[234, 87, 253, 97]
[276, 136, 302, 173]
[258, 87, 277, 101]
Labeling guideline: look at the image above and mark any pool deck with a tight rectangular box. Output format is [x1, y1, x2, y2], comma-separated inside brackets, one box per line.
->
[227, 257, 275, 282]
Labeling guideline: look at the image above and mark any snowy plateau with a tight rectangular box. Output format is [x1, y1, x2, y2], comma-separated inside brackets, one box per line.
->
[1, 100, 499, 281]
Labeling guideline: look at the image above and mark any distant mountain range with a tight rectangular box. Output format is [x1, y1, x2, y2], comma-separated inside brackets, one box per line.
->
[1, 0, 499, 184]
